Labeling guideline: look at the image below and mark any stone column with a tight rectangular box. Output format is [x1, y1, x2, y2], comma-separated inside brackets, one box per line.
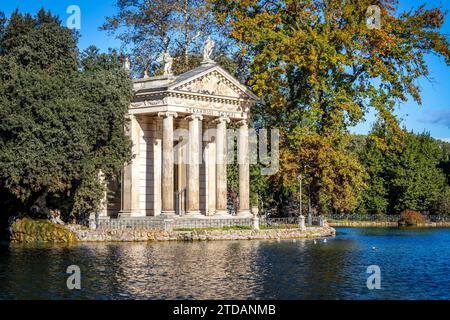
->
[120, 114, 143, 217]
[206, 123, 216, 216]
[214, 116, 230, 216]
[98, 170, 108, 217]
[152, 117, 162, 216]
[159, 112, 177, 215]
[237, 120, 251, 217]
[186, 114, 203, 215]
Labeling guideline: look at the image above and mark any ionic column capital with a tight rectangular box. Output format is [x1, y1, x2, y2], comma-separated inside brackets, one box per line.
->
[213, 116, 231, 125]
[236, 119, 248, 127]
[185, 114, 203, 121]
[158, 111, 178, 119]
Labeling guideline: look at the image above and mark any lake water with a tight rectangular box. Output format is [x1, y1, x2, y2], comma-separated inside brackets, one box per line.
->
[0, 227, 449, 300]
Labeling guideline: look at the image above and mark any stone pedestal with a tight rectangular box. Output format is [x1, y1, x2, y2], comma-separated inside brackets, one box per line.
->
[252, 215, 260, 230]
[319, 216, 326, 227]
[163, 219, 174, 232]
[298, 215, 306, 231]
[89, 213, 97, 230]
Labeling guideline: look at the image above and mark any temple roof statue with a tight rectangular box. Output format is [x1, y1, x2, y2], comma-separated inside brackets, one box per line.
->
[158, 51, 173, 75]
[123, 57, 131, 72]
[202, 36, 215, 64]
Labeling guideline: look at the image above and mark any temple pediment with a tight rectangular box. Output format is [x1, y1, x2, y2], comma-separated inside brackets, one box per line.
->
[169, 66, 258, 101]
[173, 72, 241, 98]
[131, 63, 259, 119]
[134, 63, 258, 101]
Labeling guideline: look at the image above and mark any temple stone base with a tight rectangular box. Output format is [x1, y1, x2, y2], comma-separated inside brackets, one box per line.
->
[118, 210, 145, 218]
[161, 211, 176, 216]
[73, 226, 336, 242]
[236, 210, 252, 218]
[186, 211, 202, 216]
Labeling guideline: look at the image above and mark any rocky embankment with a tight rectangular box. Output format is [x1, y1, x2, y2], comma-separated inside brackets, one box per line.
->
[328, 221, 398, 227]
[9, 217, 78, 243]
[328, 221, 450, 227]
[9, 217, 336, 243]
[74, 225, 336, 242]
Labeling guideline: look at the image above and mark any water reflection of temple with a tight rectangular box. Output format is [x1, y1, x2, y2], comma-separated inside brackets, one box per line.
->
[86, 241, 263, 299]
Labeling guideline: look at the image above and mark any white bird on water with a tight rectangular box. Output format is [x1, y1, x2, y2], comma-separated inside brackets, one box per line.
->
[323, 239, 327, 243]
[313, 240, 317, 244]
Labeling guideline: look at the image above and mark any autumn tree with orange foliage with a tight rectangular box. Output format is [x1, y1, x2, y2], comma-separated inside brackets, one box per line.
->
[210, 0, 450, 214]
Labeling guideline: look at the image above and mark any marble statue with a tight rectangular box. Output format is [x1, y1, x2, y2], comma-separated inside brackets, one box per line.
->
[123, 57, 131, 71]
[203, 36, 215, 63]
[158, 51, 173, 75]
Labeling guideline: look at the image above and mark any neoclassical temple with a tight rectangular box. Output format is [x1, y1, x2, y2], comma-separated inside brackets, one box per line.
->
[103, 40, 259, 219]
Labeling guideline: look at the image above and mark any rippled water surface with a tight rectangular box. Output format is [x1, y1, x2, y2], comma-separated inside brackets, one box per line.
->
[1, 227, 450, 300]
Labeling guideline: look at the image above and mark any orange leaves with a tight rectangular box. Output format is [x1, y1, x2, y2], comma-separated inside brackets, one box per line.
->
[279, 132, 367, 212]
[209, 0, 450, 213]
[230, 29, 243, 41]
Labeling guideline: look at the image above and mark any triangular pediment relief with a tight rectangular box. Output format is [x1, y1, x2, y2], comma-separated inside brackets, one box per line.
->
[170, 66, 259, 101]
[175, 72, 242, 98]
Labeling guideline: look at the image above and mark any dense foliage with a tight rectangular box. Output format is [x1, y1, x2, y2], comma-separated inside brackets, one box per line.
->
[211, 0, 450, 214]
[101, 0, 243, 76]
[356, 126, 450, 215]
[0, 10, 132, 222]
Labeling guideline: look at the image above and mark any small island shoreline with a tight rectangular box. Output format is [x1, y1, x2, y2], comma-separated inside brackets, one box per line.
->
[73, 226, 336, 242]
[8, 217, 336, 243]
[328, 221, 450, 228]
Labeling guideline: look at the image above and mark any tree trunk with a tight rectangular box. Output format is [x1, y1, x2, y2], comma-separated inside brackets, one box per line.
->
[183, 0, 190, 69]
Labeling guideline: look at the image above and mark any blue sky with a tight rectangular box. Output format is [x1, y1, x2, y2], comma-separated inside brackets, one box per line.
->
[1, 0, 450, 141]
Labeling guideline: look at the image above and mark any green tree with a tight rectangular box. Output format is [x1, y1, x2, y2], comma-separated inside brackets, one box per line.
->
[211, 0, 450, 214]
[358, 124, 448, 214]
[389, 132, 447, 213]
[0, 9, 132, 222]
[102, 0, 233, 75]
[356, 123, 394, 214]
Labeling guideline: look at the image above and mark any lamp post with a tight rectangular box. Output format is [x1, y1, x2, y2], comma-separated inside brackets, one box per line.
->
[302, 164, 311, 226]
[297, 174, 305, 230]
[308, 185, 312, 226]
[297, 174, 302, 216]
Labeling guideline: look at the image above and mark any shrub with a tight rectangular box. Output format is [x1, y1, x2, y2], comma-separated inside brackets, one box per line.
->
[398, 210, 425, 226]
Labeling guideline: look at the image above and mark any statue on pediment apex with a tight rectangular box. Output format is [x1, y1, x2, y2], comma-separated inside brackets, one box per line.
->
[202, 36, 215, 63]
